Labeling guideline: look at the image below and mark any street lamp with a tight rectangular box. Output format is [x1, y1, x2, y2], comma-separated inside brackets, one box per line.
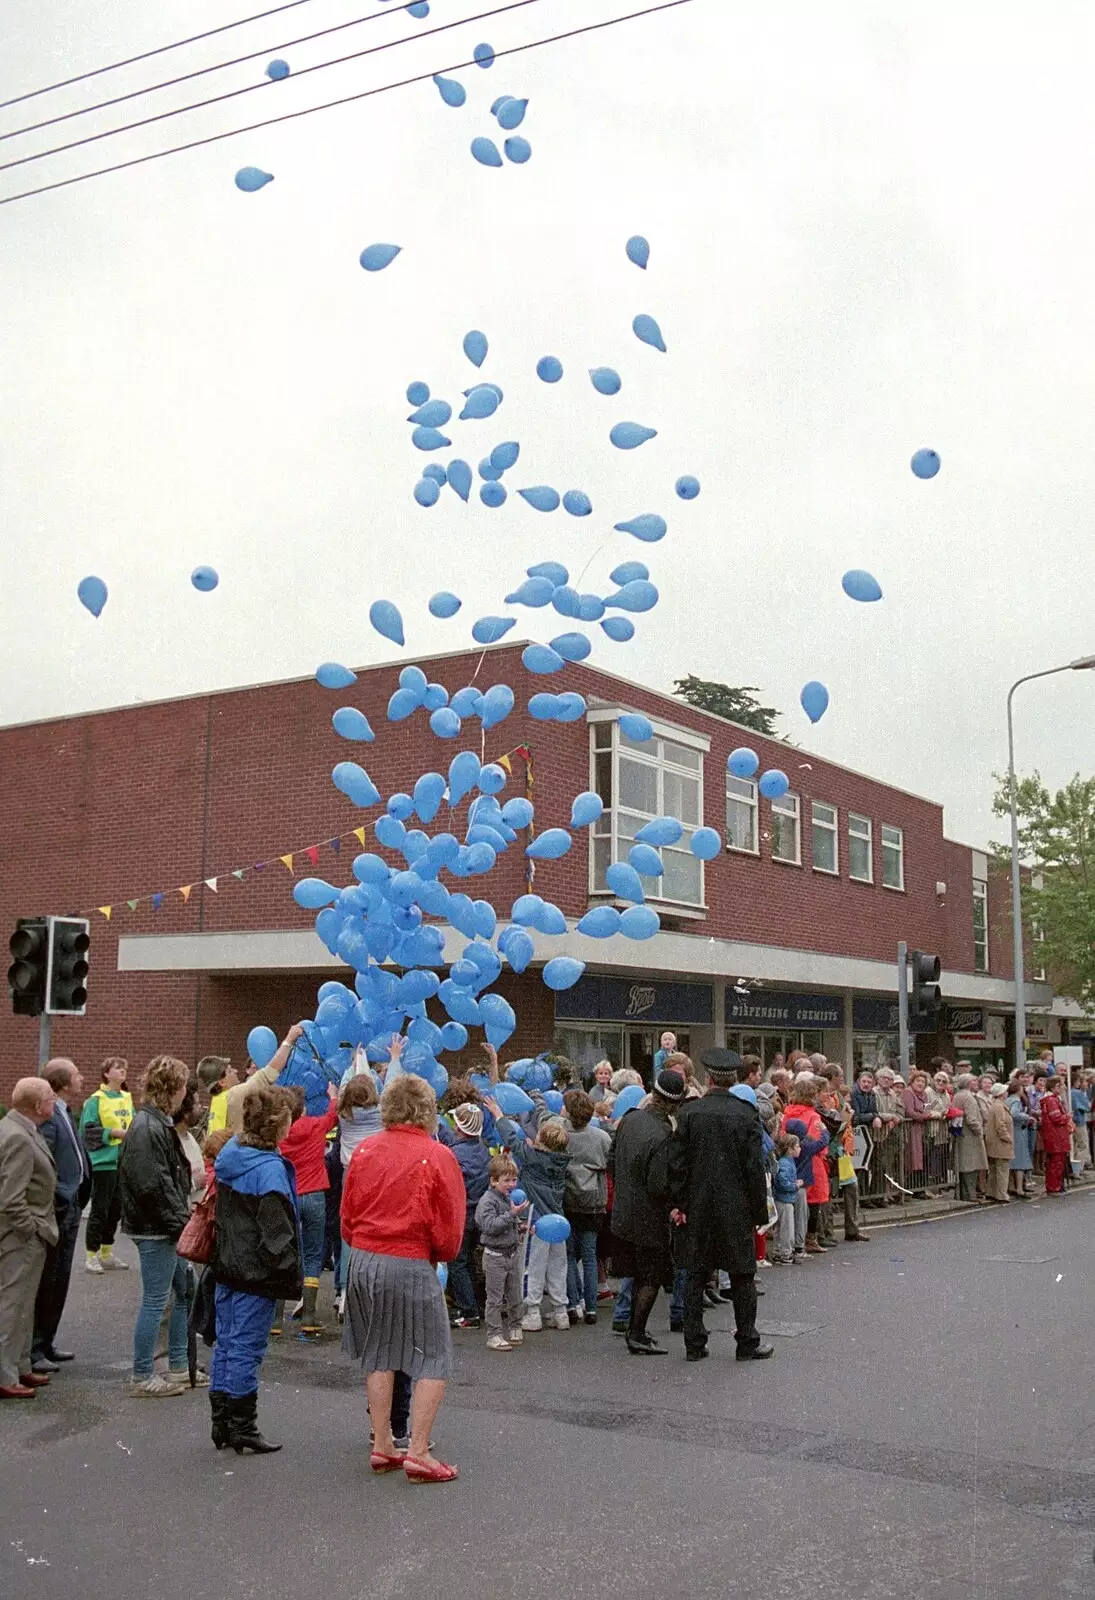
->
[1006, 654, 1095, 1075]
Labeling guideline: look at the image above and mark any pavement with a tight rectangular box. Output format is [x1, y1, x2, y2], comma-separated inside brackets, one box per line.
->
[3, 1191, 1095, 1600]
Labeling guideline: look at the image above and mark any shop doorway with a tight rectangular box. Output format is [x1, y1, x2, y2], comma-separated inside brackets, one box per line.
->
[626, 1028, 690, 1086]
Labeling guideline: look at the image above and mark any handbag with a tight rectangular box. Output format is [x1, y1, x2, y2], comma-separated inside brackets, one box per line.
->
[837, 1152, 856, 1187]
[177, 1179, 216, 1264]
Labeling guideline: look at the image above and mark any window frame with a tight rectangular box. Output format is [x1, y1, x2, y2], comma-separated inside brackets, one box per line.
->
[881, 823, 905, 891]
[811, 800, 839, 876]
[587, 718, 707, 910]
[770, 791, 801, 867]
[725, 774, 759, 855]
[847, 813, 873, 884]
[972, 877, 989, 973]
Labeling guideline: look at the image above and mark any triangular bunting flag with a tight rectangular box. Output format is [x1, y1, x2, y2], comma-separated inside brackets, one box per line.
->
[515, 745, 531, 762]
[204, 878, 218, 892]
[179, 885, 192, 903]
[253, 862, 266, 872]
[151, 893, 164, 911]
[304, 845, 319, 867]
[127, 899, 139, 912]
[232, 869, 245, 880]
[98, 906, 112, 921]
[280, 854, 294, 873]
[353, 827, 366, 847]
[498, 753, 513, 775]
[329, 837, 342, 855]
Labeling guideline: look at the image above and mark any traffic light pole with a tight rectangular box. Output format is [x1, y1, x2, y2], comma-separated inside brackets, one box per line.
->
[897, 941, 910, 1077]
[37, 1011, 52, 1069]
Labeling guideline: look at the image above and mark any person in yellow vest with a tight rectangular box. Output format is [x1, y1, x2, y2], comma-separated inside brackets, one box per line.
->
[197, 1058, 239, 1136]
[78, 1058, 135, 1274]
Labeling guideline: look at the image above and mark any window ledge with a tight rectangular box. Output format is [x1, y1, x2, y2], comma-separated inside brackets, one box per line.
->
[771, 856, 803, 869]
[882, 882, 906, 894]
[848, 875, 875, 887]
[812, 866, 840, 877]
[726, 846, 760, 858]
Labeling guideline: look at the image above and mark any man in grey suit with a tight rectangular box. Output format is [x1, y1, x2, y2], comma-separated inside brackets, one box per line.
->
[0, 1078, 59, 1398]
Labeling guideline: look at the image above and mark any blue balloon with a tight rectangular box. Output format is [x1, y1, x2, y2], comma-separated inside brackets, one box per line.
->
[636, 816, 683, 847]
[412, 425, 450, 451]
[480, 481, 507, 508]
[605, 861, 644, 903]
[626, 234, 650, 269]
[610, 560, 649, 586]
[607, 580, 659, 613]
[359, 242, 402, 272]
[533, 902, 567, 936]
[501, 797, 534, 828]
[612, 1085, 646, 1119]
[413, 772, 447, 823]
[633, 313, 666, 353]
[601, 616, 635, 642]
[430, 707, 462, 739]
[911, 448, 941, 479]
[506, 576, 554, 607]
[629, 843, 664, 877]
[543, 1090, 564, 1113]
[528, 693, 560, 721]
[504, 136, 531, 164]
[519, 485, 560, 512]
[423, 682, 448, 711]
[570, 791, 603, 828]
[247, 1026, 279, 1067]
[727, 747, 759, 779]
[842, 569, 883, 603]
[292, 878, 339, 909]
[490, 440, 520, 471]
[315, 661, 356, 689]
[406, 381, 430, 405]
[450, 686, 484, 718]
[472, 615, 515, 644]
[448, 750, 481, 804]
[480, 992, 516, 1048]
[434, 73, 466, 106]
[590, 366, 621, 395]
[387, 793, 415, 820]
[690, 827, 721, 861]
[429, 590, 462, 618]
[191, 565, 218, 592]
[471, 900, 497, 942]
[528, 561, 569, 586]
[332, 762, 381, 806]
[353, 851, 392, 884]
[407, 1, 429, 16]
[536, 356, 563, 383]
[77, 575, 108, 616]
[759, 769, 790, 799]
[387, 687, 418, 722]
[422, 464, 447, 486]
[473, 41, 495, 66]
[610, 421, 657, 450]
[522, 643, 565, 675]
[375, 813, 406, 850]
[800, 680, 830, 724]
[527, 828, 571, 860]
[447, 461, 472, 503]
[551, 586, 581, 618]
[512, 893, 544, 926]
[493, 1081, 534, 1116]
[576, 596, 604, 624]
[461, 386, 501, 421]
[549, 632, 591, 662]
[562, 490, 592, 517]
[535, 1214, 571, 1244]
[481, 685, 515, 730]
[497, 96, 528, 128]
[478, 457, 504, 482]
[675, 475, 700, 500]
[235, 166, 273, 192]
[504, 928, 534, 973]
[614, 513, 667, 543]
[408, 399, 452, 428]
[618, 712, 653, 742]
[414, 478, 440, 508]
[440, 1021, 468, 1052]
[478, 761, 508, 793]
[266, 59, 290, 79]
[620, 904, 660, 941]
[369, 600, 404, 646]
[463, 330, 488, 367]
[466, 822, 508, 853]
[332, 706, 375, 741]
[399, 666, 428, 701]
[578, 906, 620, 939]
[471, 135, 503, 167]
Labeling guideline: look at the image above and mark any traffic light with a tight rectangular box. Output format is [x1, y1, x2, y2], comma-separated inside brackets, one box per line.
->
[8, 918, 49, 1017]
[910, 950, 941, 1030]
[46, 917, 90, 1015]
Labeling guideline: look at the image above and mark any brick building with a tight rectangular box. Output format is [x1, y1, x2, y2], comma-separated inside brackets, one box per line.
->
[0, 643, 1050, 1102]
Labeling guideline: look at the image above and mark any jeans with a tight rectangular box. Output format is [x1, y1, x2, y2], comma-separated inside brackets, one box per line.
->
[448, 1220, 480, 1318]
[133, 1238, 189, 1378]
[614, 1269, 685, 1325]
[774, 1200, 795, 1262]
[683, 1265, 759, 1355]
[298, 1190, 327, 1281]
[85, 1168, 121, 1253]
[566, 1222, 600, 1313]
[32, 1202, 80, 1358]
[210, 1285, 276, 1397]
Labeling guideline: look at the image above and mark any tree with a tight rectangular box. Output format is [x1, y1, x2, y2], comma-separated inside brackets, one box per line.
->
[673, 676, 780, 735]
[991, 772, 1095, 1010]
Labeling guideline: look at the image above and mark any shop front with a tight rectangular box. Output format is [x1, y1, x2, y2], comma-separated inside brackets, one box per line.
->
[851, 999, 1010, 1075]
[554, 974, 714, 1083]
[724, 988, 845, 1068]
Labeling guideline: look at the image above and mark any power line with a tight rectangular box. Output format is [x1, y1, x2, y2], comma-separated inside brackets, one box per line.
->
[0, 0, 695, 207]
[0, 0, 548, 175]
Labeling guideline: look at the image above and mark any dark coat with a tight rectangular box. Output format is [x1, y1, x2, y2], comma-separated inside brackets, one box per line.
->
[39, 1103, 91, 1212]
[668, 1090, 768, 1275]
[212, 1139, 303, 1302]
[117, 1106, 192, 1241]
[608, 1107, 673, 1244]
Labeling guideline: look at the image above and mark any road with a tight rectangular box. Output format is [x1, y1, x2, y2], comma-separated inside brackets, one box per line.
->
[3, 1191, 1094, 1600]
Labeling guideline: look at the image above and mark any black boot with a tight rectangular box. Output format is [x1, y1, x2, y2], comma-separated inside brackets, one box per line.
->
[209, 1390, 231, 1450]
[227, 1393, 282, 1455]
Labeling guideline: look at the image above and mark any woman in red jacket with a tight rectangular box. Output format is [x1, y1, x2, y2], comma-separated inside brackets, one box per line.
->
[341, 1073, 465, 1485]
[780, 1077, 830, 1254]
[278, 1085, 340, 1338]
[1039, 1076, 1073, 1195]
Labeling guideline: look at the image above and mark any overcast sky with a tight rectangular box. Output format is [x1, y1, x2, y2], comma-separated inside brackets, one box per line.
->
[2, 0, 1094, 851]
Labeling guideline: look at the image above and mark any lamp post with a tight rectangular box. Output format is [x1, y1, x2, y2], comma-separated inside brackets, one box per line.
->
[1006, 655, 1095, 1077]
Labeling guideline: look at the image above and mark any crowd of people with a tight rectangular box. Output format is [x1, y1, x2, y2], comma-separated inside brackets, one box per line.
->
[0, 1031, 1090, 1486]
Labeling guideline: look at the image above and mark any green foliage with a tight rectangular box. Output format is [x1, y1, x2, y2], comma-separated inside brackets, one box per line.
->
[673, 676, 780, 735]
[991, 772, 1095, 1008]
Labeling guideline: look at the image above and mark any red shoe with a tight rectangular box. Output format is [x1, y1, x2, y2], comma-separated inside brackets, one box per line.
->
[19, 1372, 50, 1388]
[0, 1383, 37, 1399]
[403, 1455, 459, 1484]
[369, 1450, 407, 1474]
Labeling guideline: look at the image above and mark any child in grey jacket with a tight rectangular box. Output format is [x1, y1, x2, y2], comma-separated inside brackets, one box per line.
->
[474, 1156, 528, 1351]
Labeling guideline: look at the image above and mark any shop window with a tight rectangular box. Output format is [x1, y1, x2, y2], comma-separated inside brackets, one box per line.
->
[588, 718, 705, 907]
[811, 801, 838, 874]
[726, 775, 758, 853]
[771, 792, 801, 865]
[848, 813, 872, 882]
[973, 878, 988, 973]
[881, 824, 904, 890]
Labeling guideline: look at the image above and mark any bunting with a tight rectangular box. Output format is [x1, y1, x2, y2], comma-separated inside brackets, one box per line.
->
[204, 878, 218, 893]
[179, 885, 192, 903]
[279, 854, 294, 873]
[99, 906, 112, 921]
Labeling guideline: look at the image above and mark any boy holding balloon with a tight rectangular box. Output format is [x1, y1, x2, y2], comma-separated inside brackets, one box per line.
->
[485, 1096, 571, 1332]
[474, 1157, 529, 1351]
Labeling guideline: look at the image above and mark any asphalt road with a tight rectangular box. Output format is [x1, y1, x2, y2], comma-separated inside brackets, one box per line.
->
[3, 1191, 1094, 1600]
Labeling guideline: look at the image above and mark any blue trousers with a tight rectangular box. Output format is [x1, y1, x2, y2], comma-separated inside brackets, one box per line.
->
[133, 1238, 189, 1378]
[447, 1220, 480, 1317]
[211, 1285, 277, 1397]
[566, 1222, 600, 1313]
[613, 1268, 685, 1325]
[299, 1190, 327, 1280]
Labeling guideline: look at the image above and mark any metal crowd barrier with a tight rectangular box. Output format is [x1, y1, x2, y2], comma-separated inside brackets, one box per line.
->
[853, 1118, 955, 1207]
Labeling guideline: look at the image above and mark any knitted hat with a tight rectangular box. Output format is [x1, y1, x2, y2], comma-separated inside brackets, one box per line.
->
[990, 1082, 1008, 1098]
[451, 1102, 484, 1137]
[654, 1070, 686, 1103]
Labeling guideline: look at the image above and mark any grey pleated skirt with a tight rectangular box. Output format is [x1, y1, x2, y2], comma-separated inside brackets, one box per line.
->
[341, 1248, 453, 1381]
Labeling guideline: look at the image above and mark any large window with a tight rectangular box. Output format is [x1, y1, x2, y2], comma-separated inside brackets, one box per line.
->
[589, 719, 706, 906]
[771, 792, 801, 865]
[973, 878, 988, 972]
[881, 824, 904, 890]
[811, 801, 838, 874]
[848, 814, 872, 882]
[726, 775, 758, 853]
